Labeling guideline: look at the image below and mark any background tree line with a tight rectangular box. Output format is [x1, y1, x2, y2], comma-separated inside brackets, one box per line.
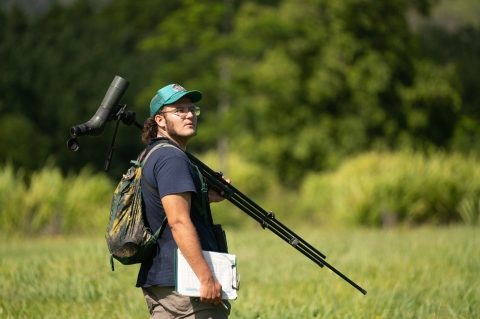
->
[0, 0, 479, 187]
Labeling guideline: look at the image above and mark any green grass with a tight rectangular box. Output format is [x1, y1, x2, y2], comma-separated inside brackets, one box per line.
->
[1, 226, 478, 319]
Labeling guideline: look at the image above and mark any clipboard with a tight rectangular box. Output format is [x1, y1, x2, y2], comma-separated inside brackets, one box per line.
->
[175, 249, 239, 300]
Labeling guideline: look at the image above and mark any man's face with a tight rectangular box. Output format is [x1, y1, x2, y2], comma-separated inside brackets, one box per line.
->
[158, 96, 198, 140]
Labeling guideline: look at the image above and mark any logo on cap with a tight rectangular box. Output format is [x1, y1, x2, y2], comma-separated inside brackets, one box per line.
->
[172, 84, 186, 92]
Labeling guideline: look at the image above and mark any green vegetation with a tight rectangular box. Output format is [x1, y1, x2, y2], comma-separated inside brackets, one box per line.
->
[1, 0, 478, 316]
[1, 0, 479, 186]
[300, 151, 480, 227]
[2, 151, 480, 238]
[1, 226, 478, 318]
[0, 163, 113, 237]
[429, 0, 480, 29]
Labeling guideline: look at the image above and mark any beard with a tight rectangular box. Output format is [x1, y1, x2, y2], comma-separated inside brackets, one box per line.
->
[164, 116, 197, 139]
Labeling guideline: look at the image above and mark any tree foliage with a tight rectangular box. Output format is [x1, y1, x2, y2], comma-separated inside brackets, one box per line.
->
[225, 0, 460, 185]
[0, 0, 477, 186]
[0, 0, 166, 178]
[419, 25, 480, 152]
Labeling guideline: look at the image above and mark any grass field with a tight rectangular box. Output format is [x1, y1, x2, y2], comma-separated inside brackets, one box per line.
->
[0, 226, 478, 319]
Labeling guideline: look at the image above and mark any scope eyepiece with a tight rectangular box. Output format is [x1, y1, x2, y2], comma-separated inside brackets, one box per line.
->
[70, 124, 86, 138]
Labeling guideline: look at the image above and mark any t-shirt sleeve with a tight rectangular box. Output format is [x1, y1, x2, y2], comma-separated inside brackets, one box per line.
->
[154, 155, 197, 198]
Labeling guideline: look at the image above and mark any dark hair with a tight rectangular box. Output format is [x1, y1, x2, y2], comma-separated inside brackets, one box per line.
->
[142, 116, 159, 144]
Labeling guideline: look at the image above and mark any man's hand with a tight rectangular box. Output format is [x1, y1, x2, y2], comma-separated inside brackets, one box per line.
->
[208, 178, 231, 203]
[199, 276, 223, 305]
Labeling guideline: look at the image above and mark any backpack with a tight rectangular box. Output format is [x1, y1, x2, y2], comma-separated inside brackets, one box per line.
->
[105, 142, 175, 271]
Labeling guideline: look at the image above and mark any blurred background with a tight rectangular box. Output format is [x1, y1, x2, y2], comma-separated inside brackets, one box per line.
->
[1, 0, 480, 237]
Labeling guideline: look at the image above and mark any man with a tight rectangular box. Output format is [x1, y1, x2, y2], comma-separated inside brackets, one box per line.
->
[136, 83, 231, 319]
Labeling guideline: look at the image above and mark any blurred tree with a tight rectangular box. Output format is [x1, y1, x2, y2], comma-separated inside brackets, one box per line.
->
[136, 0, 281, 154]
[0, 0, 166, 178]
[0, 0, 468, 189]
[0, 4, 49, 170]
[137, 0, 236, 152]
[419, 25, 480, 153]
[227, 0, 461, 185]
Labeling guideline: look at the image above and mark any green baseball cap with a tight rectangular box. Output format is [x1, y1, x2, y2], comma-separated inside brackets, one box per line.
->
[150, 84, 202, 117]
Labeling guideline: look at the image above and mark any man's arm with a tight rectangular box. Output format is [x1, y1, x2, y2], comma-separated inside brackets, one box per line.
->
[161, 192, 223, 304]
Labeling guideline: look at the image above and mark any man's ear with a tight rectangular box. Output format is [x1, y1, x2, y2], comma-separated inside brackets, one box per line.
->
[155, 114, 166, 130]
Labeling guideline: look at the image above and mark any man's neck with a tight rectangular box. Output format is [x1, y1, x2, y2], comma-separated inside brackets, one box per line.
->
[157, 133, 189, 151]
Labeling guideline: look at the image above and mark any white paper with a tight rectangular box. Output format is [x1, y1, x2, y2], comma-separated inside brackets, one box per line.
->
[175, 249, 238, 300]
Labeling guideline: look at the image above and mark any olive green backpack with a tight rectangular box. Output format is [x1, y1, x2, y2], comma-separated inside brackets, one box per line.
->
[105, 143, 174, 271]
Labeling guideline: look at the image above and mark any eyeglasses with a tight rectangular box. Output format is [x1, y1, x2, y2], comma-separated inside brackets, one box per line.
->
[161, 106, 201, 118]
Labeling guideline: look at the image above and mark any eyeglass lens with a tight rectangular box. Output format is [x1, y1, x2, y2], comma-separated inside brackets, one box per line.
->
[176, 107, 200, 116]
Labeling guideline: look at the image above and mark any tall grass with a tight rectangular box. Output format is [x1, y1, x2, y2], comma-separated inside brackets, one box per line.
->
[0, 164, 113, 237]
[0, 226, 478, 318]
[300, 151, 480, 227]
[2, 151, 480, 238]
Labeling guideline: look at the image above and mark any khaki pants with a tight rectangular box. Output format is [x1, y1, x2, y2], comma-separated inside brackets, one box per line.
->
[142, 286, 231, 319]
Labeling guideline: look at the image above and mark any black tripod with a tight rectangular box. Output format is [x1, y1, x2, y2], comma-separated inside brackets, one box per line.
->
[187, 150, 367, 295]
[68, 104, 367, 295]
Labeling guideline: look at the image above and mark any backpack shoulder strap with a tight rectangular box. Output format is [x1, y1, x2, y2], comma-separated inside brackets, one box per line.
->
[143, 143, 178, 166]
[152, 216, 168, 239]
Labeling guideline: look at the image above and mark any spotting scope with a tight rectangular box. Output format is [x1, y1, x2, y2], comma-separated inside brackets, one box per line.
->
[70, 76, 130, 138]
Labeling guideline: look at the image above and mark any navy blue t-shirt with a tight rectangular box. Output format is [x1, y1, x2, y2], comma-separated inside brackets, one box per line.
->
[136, 137, 219, 288]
